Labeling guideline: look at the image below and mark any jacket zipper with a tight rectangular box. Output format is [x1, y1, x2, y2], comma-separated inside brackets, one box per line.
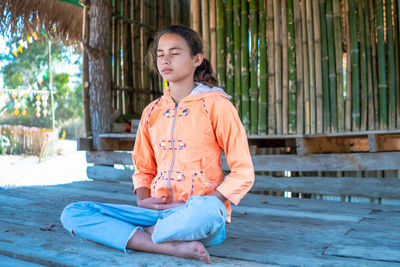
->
[167, 102, 178, 203]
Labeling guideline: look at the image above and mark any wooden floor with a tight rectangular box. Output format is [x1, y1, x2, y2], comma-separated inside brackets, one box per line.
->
[1, 181, 400, 266]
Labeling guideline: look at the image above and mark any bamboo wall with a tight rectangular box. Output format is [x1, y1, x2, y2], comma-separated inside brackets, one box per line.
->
[110, 0, 190, 117]
[110, 0, 400, 135]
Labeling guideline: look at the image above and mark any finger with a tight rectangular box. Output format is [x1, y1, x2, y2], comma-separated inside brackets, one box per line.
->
[148, 197, 167, 204]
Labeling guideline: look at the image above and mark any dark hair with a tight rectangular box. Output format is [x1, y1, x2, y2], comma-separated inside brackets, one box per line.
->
[148, 25, 219, 87]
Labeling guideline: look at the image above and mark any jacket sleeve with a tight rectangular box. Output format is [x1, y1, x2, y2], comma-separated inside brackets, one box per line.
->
[131, 107, 157, 194]
[209, 97, 255, 205]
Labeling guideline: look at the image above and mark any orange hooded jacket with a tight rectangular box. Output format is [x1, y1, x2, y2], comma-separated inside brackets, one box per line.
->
[132, 83, 255, 222]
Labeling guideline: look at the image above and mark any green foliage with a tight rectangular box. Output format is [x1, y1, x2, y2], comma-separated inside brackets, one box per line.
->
[0, 34, 82, 130]
[8, 135, 22, 155]
[0, 134, 10, 155]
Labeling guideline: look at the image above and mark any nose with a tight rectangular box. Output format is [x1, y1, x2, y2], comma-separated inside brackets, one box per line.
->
[161, 54, 171, 65]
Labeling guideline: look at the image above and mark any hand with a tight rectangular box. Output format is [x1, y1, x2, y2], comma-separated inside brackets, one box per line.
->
[137, 197, 185, 210]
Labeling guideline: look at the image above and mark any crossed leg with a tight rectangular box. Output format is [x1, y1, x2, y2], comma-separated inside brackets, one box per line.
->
[126, 226, 211, 264]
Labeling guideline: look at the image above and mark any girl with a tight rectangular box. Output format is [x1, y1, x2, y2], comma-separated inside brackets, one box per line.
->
[61, 25, 254, 264]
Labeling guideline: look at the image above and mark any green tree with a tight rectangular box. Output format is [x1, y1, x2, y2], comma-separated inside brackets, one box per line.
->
[0, 34, 82, 129]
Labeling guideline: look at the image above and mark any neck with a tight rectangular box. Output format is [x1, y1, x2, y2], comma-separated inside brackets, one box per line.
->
[169, 79, 196, 104]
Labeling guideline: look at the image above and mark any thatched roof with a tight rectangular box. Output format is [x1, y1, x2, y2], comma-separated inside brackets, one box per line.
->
[0, 0, 83, 44]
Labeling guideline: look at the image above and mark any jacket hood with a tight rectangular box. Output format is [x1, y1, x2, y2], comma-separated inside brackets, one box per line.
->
[163, 82, 232, 103]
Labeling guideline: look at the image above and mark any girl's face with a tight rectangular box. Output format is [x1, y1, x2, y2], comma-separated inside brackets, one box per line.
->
[156, 33, 203, 85]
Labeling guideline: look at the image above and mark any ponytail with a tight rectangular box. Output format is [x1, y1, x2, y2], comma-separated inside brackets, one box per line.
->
[194, 58, 219, 87]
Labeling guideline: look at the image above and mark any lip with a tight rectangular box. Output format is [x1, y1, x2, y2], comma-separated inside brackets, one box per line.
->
[162, 68, 172, 74]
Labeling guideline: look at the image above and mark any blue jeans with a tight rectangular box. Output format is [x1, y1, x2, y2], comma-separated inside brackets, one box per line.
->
[60, 195, 227, 252]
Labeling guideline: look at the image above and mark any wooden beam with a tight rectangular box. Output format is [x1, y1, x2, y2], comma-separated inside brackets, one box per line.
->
[222, 152, 400, 172]
[296, 136, 369, 155]
[77, 137, 93, 151]
[87, 165, 133, 182]
[86, 151, 132, 165]
[251, 176, 400, 199]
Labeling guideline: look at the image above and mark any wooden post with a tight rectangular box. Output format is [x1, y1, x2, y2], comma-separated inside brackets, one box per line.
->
[81, 1, 91, 137]
[87, 0, 113, 149]
[267, 0, 276, 134]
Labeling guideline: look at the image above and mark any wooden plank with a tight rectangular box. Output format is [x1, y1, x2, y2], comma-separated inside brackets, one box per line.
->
[77, 137, 93, 151]
[86, 151, 132, 165]
[86, 165, 133, 182]
[98, 138, 135, 151]
[0, 254, 44, 267]
[232, 206, 362, 222]
[376, 134, 400, 151]
[88, 151, 400, 173]
[221, 152, 400, 172]
[251, 176, 400, 199]
[296, 136, 369, 155]
[324, 244, 400, 263]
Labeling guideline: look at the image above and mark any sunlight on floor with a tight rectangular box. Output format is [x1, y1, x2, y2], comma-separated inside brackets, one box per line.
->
[0, 140, 90, 188]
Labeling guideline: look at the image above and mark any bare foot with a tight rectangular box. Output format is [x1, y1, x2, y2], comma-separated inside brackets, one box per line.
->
[174, 241, 211, 264]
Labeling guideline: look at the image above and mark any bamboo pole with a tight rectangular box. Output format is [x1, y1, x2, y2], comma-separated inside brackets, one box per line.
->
[191, 0, 201, 32]
[364, 0, 375, 130]
[116, 0, 122, 112]
[385, 0, 396, 129]
[395, 0, 400, 128]
[312, 0, 323, 133]
[122, 0, 130, 114]
[282, 0, 288, 134]
[320, 0, 330, 133]
[376, 0, 388, 129]
[249, 0, 259, 134]
[241, 0, 250, 131]
[202, 0, 210, 60]
[133, 0, 141, 114]
[226, 0, 234, 99]
[233, 0, 242, 115]
[274, 0, 282, 134]
[259, 0, 267, 134]
[216, 0, 226, 88]
[326, 0, 337, 132]
[333, 0, 343, 131]
[369, 0, 379, 130]
[294, 0, 304, 134]
[306, 0, 316, 134]
[300, 0, 309, 134]
[267, 0, 276, 134]
[349, 0, 360, 131]
[358, 0, 367, 130]
[210, 0, 217, 74]
[287, 0, 297, 134]
[344, 0, 352, 131]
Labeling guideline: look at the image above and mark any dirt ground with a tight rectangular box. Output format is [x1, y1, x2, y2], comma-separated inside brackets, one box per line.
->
[0, 140, 89, 188]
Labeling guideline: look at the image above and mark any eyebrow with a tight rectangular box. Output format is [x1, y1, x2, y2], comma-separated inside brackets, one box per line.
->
[157, 47, 184, 52]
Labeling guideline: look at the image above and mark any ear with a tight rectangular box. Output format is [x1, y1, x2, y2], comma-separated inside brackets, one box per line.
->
[193, 53, 204, 67]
